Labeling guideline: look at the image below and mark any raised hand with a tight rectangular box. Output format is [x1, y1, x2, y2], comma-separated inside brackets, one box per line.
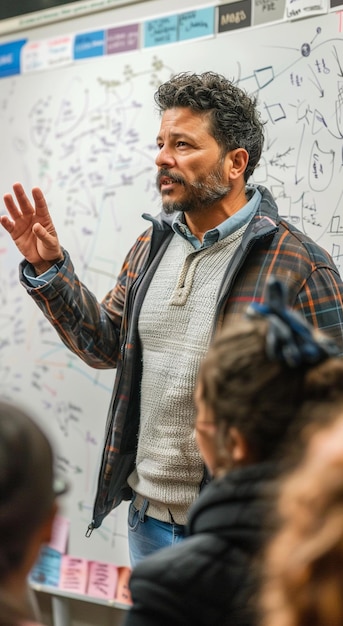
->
[1, 183, 64, 275]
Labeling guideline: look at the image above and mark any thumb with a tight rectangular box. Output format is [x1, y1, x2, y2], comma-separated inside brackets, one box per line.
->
[32, 223, 62, 255]
[32, 222, 48, 237]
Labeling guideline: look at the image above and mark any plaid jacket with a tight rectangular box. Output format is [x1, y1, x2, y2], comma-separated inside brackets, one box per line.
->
[20, 185, 343, 531]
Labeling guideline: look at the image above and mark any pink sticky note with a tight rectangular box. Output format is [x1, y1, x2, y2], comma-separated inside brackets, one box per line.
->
[59, 555, 89, 595]
[48, 515, 70, 554]
[87, 561, 118, 599]
[115, 566, 132, 605]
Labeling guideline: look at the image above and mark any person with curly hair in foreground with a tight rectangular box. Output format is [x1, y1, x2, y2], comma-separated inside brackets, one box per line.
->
[259, 401, 343, 626]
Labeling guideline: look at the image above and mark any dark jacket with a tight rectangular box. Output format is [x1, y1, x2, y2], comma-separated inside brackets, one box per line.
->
[122, 464, 275, 626]
[19, 185, 343, 530]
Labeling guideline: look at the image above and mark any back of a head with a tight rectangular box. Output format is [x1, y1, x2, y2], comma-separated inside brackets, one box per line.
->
[154, 71, 264, 181]
[0, 400, 56, 583]
[197, 278, 343, 465]
[258, 414, 343, 626]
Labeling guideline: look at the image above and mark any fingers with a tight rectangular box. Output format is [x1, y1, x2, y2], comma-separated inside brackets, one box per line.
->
[3, 183, 35, 223]
[0, 214, 15, 234]
[3, 190, 25, 221]
[31, 186, 50, 218]
[12, 182, 35, 215]
[3, 183, 48, 221]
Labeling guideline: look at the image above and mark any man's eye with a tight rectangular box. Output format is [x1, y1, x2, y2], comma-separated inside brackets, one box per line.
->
[176, 141, 187, 147]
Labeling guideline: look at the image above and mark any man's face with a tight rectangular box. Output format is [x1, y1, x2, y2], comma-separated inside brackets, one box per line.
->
[155, 107, 231, 215]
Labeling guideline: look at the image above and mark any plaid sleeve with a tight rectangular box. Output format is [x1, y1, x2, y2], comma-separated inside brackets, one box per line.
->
[20, 248, 122, 369]
[296, 266, 343, 352]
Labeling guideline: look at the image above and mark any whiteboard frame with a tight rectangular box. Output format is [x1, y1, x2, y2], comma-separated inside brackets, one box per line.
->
[0, 0, 153, 36]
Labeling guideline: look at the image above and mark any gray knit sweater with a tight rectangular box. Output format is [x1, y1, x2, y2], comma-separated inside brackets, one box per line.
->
[128, 225, 247, 523]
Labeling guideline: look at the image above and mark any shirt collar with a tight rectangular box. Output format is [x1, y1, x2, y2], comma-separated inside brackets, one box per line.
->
[172, 185, 261, 250]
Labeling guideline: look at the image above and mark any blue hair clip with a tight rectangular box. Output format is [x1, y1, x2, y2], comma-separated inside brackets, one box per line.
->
[246, 277, 340, 367]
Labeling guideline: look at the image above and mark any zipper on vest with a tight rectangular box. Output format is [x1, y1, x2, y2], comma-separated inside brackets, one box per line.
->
[85, 521, 95, 537]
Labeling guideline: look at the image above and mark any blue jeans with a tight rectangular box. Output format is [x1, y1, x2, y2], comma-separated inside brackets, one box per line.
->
[128, 496, 186, 567]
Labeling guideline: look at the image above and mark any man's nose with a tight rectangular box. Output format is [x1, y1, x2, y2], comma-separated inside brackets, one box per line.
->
[155, 146, 176, 168]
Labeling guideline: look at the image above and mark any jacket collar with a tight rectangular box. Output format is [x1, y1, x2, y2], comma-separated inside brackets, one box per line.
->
[142, 185, 279, 239]
[187, 462, 277, 538]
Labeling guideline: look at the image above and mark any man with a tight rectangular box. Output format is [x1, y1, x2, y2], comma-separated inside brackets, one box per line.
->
[1, 71, 343, 566]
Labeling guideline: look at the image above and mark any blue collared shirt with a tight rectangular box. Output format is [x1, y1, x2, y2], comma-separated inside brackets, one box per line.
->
[172, 185, 261, 250]
[24, 258, 64, 285]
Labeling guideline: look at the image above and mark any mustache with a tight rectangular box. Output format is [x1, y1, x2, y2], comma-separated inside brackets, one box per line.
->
[156, 169, 186, 188]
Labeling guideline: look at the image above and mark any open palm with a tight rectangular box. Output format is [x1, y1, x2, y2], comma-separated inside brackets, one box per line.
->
[1, 183, 63, 272]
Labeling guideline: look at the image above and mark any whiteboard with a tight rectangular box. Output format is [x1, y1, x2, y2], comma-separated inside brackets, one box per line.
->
[0, 11, 342, 568]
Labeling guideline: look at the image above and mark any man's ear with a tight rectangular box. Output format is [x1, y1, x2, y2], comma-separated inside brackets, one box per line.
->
[227, 426, 252, 464]
[226, 148, 249, 181]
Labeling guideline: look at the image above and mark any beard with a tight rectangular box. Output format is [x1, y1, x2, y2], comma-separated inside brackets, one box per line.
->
[156, 163, 231, 216]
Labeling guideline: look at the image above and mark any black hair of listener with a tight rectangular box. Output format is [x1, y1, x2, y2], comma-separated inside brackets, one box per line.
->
[0, 399, 67, 625]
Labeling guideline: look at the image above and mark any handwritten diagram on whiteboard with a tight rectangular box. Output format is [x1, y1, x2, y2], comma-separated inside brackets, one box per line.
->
[0, 11, 342, 566]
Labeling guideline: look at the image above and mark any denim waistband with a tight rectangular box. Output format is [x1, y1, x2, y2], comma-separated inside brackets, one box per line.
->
[132, 491, 187, 526]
